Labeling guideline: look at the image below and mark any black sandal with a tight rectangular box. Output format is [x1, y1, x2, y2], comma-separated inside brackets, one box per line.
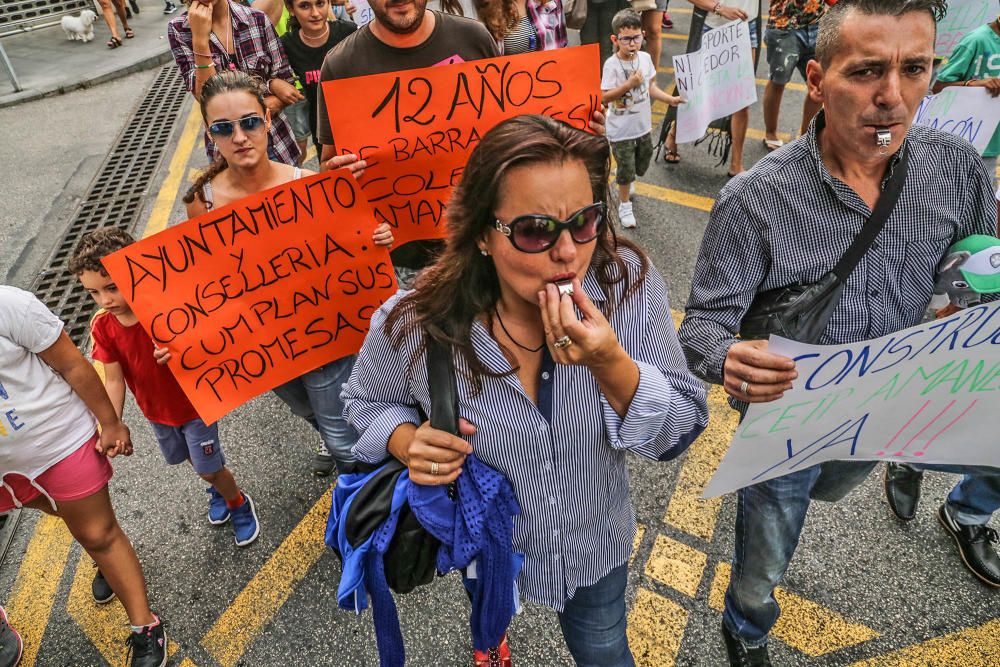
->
[125, 28, 135, 38]
[107, 36, 122, 48]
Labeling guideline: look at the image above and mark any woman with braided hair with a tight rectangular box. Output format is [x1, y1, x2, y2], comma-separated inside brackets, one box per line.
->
[182, 70, 394, 477]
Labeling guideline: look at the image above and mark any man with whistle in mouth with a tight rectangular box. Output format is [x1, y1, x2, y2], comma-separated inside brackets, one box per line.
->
[678, 0, 1000, 664]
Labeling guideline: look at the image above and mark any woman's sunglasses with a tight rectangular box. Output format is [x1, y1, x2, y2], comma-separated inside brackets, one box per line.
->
[208, 115, 266, 137]
[493, 202, 607, 253]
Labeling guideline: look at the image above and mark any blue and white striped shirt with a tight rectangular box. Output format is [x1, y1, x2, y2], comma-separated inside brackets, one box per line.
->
[343, 249, 709, 610]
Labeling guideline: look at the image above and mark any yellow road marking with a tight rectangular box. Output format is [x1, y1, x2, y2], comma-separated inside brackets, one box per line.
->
[179, 660, 200, 667]
[634, 181, 715, 212]
[657, 65, 806, 92]
[664, 386, 734, 541]
[628, 588, 688, 667]
[644, 535, 707, 598]
[631, 523, 646, 564]
[849, 619, 1000, 667]
[202, 488, 333, 667]
[145, 105, 203, 238]
[708, 563, 879, 657]
[66, 553, 180, 664]
[651, 110, 795, 144]
[6, 515, 74, 667]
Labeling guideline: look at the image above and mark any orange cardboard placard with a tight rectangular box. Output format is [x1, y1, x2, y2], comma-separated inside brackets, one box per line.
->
[101, 169, 396, 424]
[323, 44, 601, 247]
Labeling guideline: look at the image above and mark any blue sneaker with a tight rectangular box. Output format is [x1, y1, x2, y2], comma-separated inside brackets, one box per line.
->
[206, 488, 231, 525]
[230, 494, 260, 547]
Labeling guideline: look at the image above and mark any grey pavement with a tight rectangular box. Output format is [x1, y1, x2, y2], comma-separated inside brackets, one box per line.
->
[0, 0, 173, 108]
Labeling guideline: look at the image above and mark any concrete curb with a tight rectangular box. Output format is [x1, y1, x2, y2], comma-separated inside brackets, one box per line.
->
[0, 48, 173, 109]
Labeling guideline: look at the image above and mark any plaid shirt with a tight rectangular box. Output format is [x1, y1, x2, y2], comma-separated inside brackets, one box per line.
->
[167, 1, 301, 166]
[526, 0, 568, 52]
[679, 112, 998, 395]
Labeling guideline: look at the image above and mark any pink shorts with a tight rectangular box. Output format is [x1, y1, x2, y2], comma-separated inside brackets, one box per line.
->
[0, 433, 113, 512]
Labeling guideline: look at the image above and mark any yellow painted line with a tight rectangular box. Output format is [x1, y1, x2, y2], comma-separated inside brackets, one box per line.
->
[708, 562, 879, 657]
[66, 553, 179, 664]
[651, 109, 795, 144]
[630, 523, 646, 564]
[657, 65, 806, 92]
[179, 660, 201, 667]
[634, 181, 715, 212]
[644, 534, 707, 598]
[145, 105, 203, 238]
[628, 588, 689, 667]
[667, 6, 692, 13]
[664, 385, 734, 541]
[6, 516, 74, 667]
[202, 488, 333, 667]
[849, 619, 1000, 667]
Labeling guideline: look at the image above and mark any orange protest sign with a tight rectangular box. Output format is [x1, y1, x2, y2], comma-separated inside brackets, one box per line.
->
[323, 44, 601, 247]
[101, 170, 396, 424]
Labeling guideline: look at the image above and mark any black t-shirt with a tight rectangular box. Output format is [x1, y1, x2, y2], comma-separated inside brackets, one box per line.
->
[316, 11, 498, 269]
[281, 20, 357, 144]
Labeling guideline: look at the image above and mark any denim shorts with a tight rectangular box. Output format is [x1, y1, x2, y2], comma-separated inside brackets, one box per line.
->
[764, 24, 818, 85]
[284, 99, 310, 142]
[150, 418, 225, 475]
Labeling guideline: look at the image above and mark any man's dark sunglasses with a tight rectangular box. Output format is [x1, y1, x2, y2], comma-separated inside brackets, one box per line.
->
[208, 115, 266, 137]
[493, 202, 607, 253]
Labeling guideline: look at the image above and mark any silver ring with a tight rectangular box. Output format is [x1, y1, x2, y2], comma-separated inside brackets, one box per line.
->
[554, 335, 572, 349]
[740, 380, 750, 395]
[430, 461, 439, 475]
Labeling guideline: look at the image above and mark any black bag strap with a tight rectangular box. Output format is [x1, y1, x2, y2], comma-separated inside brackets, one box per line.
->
[426, 335, 459, 436]
[830, 142, 910, 281]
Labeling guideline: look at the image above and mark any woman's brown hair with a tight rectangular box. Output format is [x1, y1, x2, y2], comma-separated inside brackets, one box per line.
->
[386, 114, 649, 392]
[474, 0, 519, 41]
[183, 70, 268, 205]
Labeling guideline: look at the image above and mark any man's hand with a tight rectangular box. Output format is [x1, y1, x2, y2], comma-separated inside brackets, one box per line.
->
[971, 77, 1000, 97]
[723, 340, 797, 403]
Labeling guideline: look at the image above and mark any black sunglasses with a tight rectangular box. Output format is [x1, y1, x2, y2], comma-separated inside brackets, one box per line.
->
[208, 115, 266, 137]
[493, 202, 607, 253]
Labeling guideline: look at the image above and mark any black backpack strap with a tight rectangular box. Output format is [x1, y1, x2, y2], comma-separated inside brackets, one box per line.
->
[830, 142, 910, 281]
[426, 335, 459, 436]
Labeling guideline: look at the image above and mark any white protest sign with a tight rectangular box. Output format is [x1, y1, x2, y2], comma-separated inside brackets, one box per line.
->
[348, 0, 375, 26]
[672, 20, 757, 144]
[914, 87, 1000, 155]
[936, 0, 996, 57]
[704, 300, 1000, 498]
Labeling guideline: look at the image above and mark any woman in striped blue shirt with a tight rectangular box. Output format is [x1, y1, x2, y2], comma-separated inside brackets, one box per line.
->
[343, 115, 708, 666]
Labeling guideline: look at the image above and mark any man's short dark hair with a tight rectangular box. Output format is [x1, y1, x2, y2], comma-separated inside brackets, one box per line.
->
[611, 8, 642, 35]
[815, 0, 947, 66]
[68, 227, 135, 275]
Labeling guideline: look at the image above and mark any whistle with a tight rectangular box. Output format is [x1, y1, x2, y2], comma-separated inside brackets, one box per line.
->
[557, 281, 574, 297]
[875, 128, 892, 148]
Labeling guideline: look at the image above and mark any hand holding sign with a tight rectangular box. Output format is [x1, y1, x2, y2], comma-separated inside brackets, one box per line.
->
[323, 45, 602, 248]
[102, 170, 397, 424]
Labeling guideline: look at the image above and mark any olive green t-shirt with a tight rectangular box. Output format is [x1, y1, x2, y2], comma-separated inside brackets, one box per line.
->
[316, 11, 498, 269]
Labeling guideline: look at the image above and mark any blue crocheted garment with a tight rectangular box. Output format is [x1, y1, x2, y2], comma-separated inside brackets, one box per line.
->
[408, 453, 523, 652]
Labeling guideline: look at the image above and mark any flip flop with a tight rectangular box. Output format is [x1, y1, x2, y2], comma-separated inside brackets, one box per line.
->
[762, 138, 784, 151]
[107, 36, 122, 48]
[125, 28, 135, 38]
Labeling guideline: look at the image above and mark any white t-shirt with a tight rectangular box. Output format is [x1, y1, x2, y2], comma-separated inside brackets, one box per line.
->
[705, 0, 760, 29]
[0, 286, 96, 479]
[602, 50, 657, 142]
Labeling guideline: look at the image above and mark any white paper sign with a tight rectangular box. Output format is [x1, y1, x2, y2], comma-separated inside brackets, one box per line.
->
[914, 87, 1000, 155]
[672, 20, 757, 144]
[348, 0, 376, 26]
[704, 301, 1000, 498]
[936, 0, 996, 57]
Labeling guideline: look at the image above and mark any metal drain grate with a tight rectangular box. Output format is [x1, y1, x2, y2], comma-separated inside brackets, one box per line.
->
[32, 65, 189, 344]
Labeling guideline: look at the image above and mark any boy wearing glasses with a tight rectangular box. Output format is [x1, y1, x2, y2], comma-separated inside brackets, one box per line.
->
[601, 8, 684, 228]
[70, 228, 261, 559]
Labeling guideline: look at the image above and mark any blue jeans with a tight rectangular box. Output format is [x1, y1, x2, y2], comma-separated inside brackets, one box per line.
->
[271, 355, 358, 473]
[763, 24, 818, 85]
[725, 460, 1000, 646]
[464, 564, 634, 666]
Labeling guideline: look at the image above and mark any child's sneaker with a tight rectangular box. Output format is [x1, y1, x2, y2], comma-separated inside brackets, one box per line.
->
[230, 493, 260, 547]
[206, 488, 231, 525]
[313, 440, 335, 477]
[0, 606, 23, 667]
[163, 2, 178, 14]
[124, 616, 166, 667]
[92, 568, 116, 604]
[618, 201, 636, 229]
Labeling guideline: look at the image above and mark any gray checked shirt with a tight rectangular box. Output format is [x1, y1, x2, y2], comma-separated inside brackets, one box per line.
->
[679, 111, 999, 387]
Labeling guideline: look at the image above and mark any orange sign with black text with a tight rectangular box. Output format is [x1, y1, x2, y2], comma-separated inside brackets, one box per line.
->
[101, 170, 397, 424]
[323, 44, 601, 246]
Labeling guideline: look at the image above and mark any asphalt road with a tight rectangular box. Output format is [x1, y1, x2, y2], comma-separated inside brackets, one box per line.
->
[1, 10, 998, 666]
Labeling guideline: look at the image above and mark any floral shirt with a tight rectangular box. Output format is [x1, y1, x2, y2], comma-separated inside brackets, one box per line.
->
[767, 0, 825, 30]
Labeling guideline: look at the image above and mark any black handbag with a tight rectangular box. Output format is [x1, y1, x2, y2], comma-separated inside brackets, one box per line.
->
[382, 334, 459, 594]
[739, 143, 910, 344]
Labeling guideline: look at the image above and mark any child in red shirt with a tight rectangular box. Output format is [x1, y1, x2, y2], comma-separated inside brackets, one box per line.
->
[71, 228, 260, 554]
